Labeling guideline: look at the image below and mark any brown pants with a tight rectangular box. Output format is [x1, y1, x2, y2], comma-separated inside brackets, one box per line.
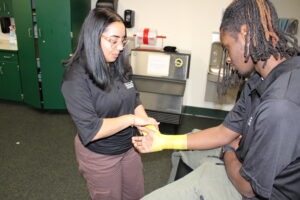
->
[74, 135, 144, 200]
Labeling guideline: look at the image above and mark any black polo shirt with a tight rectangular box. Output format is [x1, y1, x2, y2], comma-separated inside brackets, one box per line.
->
[223, 56, 300, 200]
[61, 61, 141, 155]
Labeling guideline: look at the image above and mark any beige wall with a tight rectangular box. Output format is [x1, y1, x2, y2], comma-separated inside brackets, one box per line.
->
[91, 0, 300, 111]
[271, 0, 300, 41]
[117, 0, 234, 111]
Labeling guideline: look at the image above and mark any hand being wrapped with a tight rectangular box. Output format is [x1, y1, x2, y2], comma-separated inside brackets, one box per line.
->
[132, 125, 187, 153]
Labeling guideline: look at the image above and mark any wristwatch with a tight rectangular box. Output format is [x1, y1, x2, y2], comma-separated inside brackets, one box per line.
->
[219, 146, 236, 159]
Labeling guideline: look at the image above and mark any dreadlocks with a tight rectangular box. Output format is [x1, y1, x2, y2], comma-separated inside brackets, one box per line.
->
[217, 0, 300, 97]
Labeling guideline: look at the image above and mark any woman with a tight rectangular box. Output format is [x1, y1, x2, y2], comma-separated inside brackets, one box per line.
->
[61, 8, 156, 200]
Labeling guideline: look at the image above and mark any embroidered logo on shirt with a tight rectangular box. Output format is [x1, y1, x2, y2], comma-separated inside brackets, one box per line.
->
[124, 81, 134, 89]
[247, 116, 253, 126]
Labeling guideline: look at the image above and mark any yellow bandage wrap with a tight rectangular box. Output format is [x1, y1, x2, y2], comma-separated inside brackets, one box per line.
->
[143, 125, 187, 152]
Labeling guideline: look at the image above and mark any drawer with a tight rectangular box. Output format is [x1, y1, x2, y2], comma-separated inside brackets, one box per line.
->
[0, 52, 18, 62]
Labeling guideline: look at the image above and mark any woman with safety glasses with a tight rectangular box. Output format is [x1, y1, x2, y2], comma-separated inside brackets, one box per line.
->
[61, 8, 157, 200]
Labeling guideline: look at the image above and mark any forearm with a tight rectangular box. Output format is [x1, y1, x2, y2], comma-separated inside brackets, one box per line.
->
[145, 124, 239, 151]
[187, 124, 239, 150]
[92, 114, 133, 141]
[144, 125, 188, 151]
[92, 105, 153, 141]
[153, 134, 187, 151]
[132, 124, 240, 153]
[224, 150, 255, 198]
[134, 105, 148, 117]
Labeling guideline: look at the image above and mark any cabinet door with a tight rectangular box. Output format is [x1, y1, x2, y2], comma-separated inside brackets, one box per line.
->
[0, 0, 13, 17]
[0, 0, 4, 16]
[0, 61, 22, 101]
[5, 0, 12, 16]
[70, 0, 90, 49]
[35, 0, 71, 109]
[12, 0, 41, 108]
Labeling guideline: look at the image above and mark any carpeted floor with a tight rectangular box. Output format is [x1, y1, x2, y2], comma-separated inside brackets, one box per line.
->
[0, 100, 222, 199]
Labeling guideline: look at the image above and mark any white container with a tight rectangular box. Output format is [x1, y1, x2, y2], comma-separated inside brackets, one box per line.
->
[135, 28, 157, 46]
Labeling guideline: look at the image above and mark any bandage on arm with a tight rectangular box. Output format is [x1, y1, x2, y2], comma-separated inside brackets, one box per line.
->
[142, 125, 187, 151]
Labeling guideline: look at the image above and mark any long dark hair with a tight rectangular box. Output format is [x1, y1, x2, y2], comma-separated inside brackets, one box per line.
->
[62, 8, 131, 90]
[217, 0, 300, 96]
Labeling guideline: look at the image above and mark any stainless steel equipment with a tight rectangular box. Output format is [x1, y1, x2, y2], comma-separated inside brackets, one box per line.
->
[205, 42, 239, 104]
[131, 49, 190, 124]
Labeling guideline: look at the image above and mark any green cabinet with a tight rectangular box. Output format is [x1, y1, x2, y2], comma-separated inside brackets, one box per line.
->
[0, 51, 22, 101]
[13, 0, 90, 109]
[0, 0, 13, 17]
[12, 0, 40, 108]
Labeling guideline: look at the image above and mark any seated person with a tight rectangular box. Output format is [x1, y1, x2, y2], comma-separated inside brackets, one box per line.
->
[132, 0, 300, 199]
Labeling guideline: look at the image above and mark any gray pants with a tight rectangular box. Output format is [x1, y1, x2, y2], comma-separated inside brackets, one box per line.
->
[142, 148, 242, 200]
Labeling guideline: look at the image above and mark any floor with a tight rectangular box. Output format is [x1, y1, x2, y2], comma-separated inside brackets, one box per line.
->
[0, 100, 223, 199]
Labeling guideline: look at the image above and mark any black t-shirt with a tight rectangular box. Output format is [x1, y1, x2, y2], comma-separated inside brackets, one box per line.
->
[223, 56, 300, 200]
[61, 61, 141, 155]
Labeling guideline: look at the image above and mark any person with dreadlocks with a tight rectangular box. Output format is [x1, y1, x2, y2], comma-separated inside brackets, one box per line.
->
[132, 0, 300, 199]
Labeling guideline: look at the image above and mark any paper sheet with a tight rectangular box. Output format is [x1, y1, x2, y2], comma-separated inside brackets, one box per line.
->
[147, 54, 170, 76]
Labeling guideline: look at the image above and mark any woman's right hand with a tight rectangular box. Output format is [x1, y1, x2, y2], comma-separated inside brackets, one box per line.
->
[131, 115, 159, 136]
[132, 115, 159, 127]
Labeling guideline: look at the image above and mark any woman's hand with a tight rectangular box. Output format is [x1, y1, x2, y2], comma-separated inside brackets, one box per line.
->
[132, 115, 159, 136]
[135, 117, 159, 134]
[132, 115, 158, 127]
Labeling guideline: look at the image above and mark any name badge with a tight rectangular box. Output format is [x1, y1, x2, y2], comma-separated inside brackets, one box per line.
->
[124, 81, 134, 89]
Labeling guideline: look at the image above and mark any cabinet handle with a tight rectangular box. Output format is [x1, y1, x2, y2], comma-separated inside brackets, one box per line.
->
[38, 28, 42, 38]
[3, 2, 6, 11]
[0, 66, 3, 75]
[28, 28, 32, 38]
[3, 56, 11, 59]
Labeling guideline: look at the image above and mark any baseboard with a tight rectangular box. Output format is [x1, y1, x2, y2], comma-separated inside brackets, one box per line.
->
[182, 106, 228, 120]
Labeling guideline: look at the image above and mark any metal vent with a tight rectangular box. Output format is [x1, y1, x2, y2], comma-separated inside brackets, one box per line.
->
[146, 110, 181, 125]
